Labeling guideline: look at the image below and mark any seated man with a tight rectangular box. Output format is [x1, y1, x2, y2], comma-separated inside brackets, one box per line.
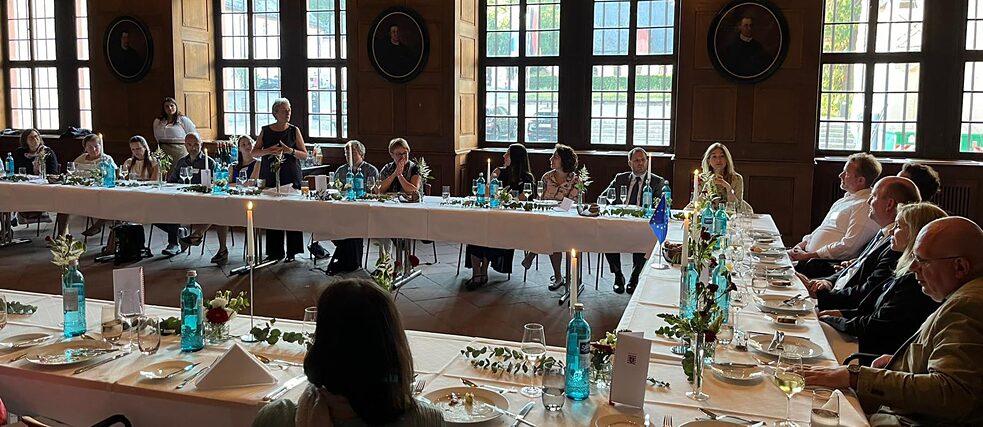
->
[803, 217, 983, 426]
[156, 133, 216, 256]
[603, 147, 664, 294]
[792, 153, 882, 278]
[898, 162, 940, 202]
[326, 140, 378, 275]
[805, 176, 921, 311]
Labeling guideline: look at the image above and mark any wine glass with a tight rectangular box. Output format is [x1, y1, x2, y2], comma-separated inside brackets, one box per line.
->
[119, 168, 129, 183]
[522, 183, 533, 200]
[0, 295, 7, 332]
[117, 289, 144, 353]
[774, 350, 805, 427]
[619, 185, 628, 205]
[237, 169, 248, 186]
[302, 306, 317, 336]
[367, 176, 378, 194]
[471, 179, 479, 199]
[520, 323, 547, 398]
[66, 162, 77, 176]
[605, 188, 616, 206]
[536, 180, 545, 200]
[137, 316, 161, 355]
[179, 167, 190, 185]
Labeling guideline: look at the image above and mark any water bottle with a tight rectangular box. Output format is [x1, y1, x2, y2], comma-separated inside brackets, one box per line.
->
[229, 144, 239, 165]
[565, 303, 591, 400]
[700, 203, 714, 233]
[354, 168, 365, 198]
[180, 270, 204, 352]
[345, 167, 355, 201]
[5, 153, 13, 176]
[489, 176, 500, 208]
[212, 166, 223, 194]
[642, 180, 654, 216]
[102, 158, 116, 188]
[713, 254, 731, 322]
[476, 173, 486, 205]
[662, 180, 672, 209]
[679, 257, 698, 320]
[714, 202, 729, 247]
[62, 260, 87, 338]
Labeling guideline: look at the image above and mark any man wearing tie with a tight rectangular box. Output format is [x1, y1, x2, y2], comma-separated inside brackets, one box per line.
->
[602, 148, 665, 294]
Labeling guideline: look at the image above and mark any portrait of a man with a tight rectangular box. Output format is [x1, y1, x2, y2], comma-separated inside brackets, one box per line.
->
[105, 17, 153, 83]
[369, 8, 429, 83]
[708, 1, 788, 83]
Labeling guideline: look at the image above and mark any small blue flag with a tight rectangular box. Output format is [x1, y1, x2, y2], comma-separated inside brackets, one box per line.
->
[650, 193, 669, 243]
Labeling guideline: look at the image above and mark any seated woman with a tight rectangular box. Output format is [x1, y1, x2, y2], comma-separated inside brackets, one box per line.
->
[253, 278, 445, 427]
[818, 202, 946, 356]
[464, 144, 535, 287]
[701, 142, 748, 210]
[11, 128, 59, 227]
[521, 144, 580, 291]
[325, 140, 379, 275]
[72, 134, 117, 239]
[95, 136, 160, 255]
[182, 135, 262, 264]
[378, 137, 421, 195]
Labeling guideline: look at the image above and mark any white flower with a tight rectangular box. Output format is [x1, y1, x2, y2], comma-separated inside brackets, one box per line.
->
[226, 308, 236, 320]
[211, 297, 228, 309]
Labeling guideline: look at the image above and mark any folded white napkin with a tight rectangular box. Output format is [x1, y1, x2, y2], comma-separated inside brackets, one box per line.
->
[194, 343, 276, 390]
[262, 184, 300, 196]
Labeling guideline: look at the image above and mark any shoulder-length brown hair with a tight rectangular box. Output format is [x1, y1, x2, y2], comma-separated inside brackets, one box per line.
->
[157, 97, 184, 124]
[304, 279, 415, 424]
[701, 142, 736, 182]
[18, 128, 41, 150]
[554, 143, 578, 173]
[127, 135, 159, 180]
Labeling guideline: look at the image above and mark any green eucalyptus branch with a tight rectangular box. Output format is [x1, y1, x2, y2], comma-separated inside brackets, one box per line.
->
[460, 345, 562, 376]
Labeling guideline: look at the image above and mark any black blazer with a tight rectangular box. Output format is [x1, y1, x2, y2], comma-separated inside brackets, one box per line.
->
[603, 171, 665, 206]
[816, 237, 898, 311]
[822, 272, 942, 355]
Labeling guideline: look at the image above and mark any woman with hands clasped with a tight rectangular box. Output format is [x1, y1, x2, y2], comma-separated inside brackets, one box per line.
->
[255, 98, 308, 262]
[377, 138, 421, 195]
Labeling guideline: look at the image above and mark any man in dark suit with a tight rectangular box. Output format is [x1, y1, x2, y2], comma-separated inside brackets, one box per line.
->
[804, 176, 921, 311]
[602, 148, 665, 294]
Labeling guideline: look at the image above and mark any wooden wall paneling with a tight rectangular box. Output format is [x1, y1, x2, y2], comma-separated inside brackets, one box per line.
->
[358, 87, 396, 136]
[751, 86, 797, 144]
[690, 86, 738, 142]
[740, 160, 814, 240]
[405, 86, 442, 136]
[455, 0, 479, 194]
[175, 0, 216, 140]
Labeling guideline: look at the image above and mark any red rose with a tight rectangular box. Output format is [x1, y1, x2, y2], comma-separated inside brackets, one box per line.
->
[700, 230, 712, 242]
[704, 331, 717, 343]
[409, 254, 420, 267]
[206, 307, 230, 323]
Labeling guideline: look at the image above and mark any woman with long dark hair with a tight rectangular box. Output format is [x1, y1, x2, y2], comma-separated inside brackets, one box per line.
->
[152, 97, 198, 162]
[253, 279, 444, 426]
[463, 144, 536, 287]
[521, 143, 580, 291]
[121, 135, 160, 181]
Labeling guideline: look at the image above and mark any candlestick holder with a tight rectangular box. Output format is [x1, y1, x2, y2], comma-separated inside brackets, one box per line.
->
[239, 254, 259, 343]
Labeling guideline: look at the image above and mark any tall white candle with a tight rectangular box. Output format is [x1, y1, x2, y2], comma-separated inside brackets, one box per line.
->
[681, 215, 690, 263]
[571, 249, 578, 308]
[693, 169, 699, 197]
[487, 158, 492, 197]
[246, 201, 255, 259]
[647, 153, 651, 183]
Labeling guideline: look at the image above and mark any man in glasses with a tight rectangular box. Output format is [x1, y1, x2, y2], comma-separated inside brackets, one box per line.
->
[803, 216, 983, 426]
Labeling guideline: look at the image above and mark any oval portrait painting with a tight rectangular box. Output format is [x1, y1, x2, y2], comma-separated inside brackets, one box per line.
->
[368, 8, 430, 83]
[708, 0, 789, 83]
[104, 17, 154, 83]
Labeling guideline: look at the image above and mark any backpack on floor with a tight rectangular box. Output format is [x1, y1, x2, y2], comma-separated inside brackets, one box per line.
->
[113, 223, 151, 264]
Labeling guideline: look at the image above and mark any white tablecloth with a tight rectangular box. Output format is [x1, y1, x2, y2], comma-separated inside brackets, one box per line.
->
[0, 181, 656, 254]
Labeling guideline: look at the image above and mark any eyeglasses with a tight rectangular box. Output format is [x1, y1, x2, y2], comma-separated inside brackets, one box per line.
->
[392, 151, 408, 157]
[912, 254, 962, 265]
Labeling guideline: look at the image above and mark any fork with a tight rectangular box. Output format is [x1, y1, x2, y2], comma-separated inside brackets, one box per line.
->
[413, 378, 426, 396]
[662, 415, 673, 427]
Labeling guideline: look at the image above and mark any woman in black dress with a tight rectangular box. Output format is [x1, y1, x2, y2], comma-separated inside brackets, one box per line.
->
[377, 138, 421, 194]
[464, 144, 536, 287]
[255, 98, 309, 262]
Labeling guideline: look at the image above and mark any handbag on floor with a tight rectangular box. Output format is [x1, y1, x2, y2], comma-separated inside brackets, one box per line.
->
[113, 223, 151, 264]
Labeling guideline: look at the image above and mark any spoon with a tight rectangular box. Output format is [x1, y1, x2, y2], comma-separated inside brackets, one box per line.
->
[253, 353, 303, 367]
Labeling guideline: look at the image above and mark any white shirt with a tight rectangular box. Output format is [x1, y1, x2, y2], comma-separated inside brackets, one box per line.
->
[153, 116, 197, 143]
[802, 188, 880, 260]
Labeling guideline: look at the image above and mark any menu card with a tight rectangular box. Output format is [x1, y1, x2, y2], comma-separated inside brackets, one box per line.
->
[609, 331, 649, 408]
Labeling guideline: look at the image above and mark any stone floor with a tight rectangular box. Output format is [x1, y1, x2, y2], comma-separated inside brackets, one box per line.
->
[0, 216, 636, 345]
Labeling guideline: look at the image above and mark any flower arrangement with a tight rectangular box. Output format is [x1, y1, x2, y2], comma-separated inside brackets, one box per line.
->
[181, 184, 210, 193]
[249, 318, 313, 349]
[416, 157, 434, 183]
[50, 235, 86, 271]
[372, 242, 396, 293]
[270, 148, 286, 190]
[574, 165, 593, 193]
[151, 146, 173, 178]
[203, 290, 249, 324]
[0, 175, 31, 182]
[35, 146, 51, 177]
[215, 140, 235, 164]
[460, 346, 561, 375]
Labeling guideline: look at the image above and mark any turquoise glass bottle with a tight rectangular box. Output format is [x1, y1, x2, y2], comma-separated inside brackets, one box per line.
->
[565, 303, 591, 400]
[62, 260, 86, 338]
[180, 270, 204, 352]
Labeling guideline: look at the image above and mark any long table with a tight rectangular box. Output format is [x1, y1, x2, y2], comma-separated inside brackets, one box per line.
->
[0, 180, 656, 255]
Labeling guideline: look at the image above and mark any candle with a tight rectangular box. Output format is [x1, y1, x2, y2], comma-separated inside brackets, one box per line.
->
[681, 214, 690, 263]
[345, 143, 352, 169]
[205, 148, 210, 171]
[646, 153, 652, 183]
[693, 169, 699, 196]
[487, 158, 492, 197]
[570, 249, 578, 308]
[246, 201, 255, 259]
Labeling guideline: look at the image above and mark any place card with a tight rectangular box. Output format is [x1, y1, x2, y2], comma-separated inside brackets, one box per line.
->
[314, 175, 328, 192]
[609, 331, 649, 408]
[200, 170, 212, 187]
[112, 267, 144, 315]
[194, 343, 277, 390]
[556, 197, 574, 212]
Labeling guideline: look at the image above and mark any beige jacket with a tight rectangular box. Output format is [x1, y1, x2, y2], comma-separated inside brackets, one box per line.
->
[857, 277, 983, 426]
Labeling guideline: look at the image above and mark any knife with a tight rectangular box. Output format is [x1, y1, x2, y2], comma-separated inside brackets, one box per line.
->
[263, 374, 308, 401]
[462, 378, 513, 394]
[767, 331, 783, 351]
[780, 294, 802, 306]
[3, 335, 52, 348]
[485, 404, 538, 427]
[161, 362, 202, 379]
[175, 366, 208, 390]
[510, 402, 535, 427]
[73, 351, 125, 375]
[712, 362, 759, 368]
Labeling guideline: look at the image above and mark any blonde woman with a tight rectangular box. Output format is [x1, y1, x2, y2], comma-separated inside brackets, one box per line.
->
[701, 142, 744, 204]
[818, 202, 946, 355]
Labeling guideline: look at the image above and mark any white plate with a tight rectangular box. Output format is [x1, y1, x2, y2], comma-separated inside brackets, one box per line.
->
[747, 334, 824, 359]
[709, 364, 765, 382]
[769, 278, 793, 288]
[0, 333, 56, 349]
[679, 421, 743, 426]
[769, 314, 807, 329]
[422, 386, 509, 424]
[596, 414, 646, 426]
[755, 294, 815, 314]
[750, 245, 784, 255]
[25, 340, 114, 366]
[138, 360, 195, 380]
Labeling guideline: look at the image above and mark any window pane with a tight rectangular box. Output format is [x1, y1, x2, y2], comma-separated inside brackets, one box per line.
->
[31, 0, 56, 61]
[253, 67, 281, 131]
[253, 5, 281, 60]
[308, 67, 341, 138]
[524, 66, 559, 143]
[487, 2, 519, 57]
[822, 0, 869, 53]
[221, 11, 249, 59]
[590, 65, 628, 144]
[526, 2, 560, 57]
[969, 0, 983, 50]
[593, 1, 630, 55]
[76, 0, 89, 60]
[307, 0, 341, 59]
[960, 62, 983, 153]
[870, 63, 918, 152]
[818, 63, 866, 151]
[875, 0, 922, 53]
[10, 68, 33, 129]
[223, 67, 250, 135]
[485, 66, 519, 142]
[634, 64, 672, 146]
[78, 67, 92, 130]
[7, 0, 31, 60]
[34, 67, 59, 130]
[636, 0, 674, 55]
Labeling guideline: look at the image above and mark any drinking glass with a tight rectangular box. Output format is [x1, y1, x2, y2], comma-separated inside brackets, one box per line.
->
[237, 170, 248, 186]
[302, 306, 317, 336]
[117, 289, 144, 353]
[179, 167, 190, 184]
[471, 179, 479, 198]
[520, 323, 546, 398]
[811, 388, 840, 427]
[522, 183, 533, 200]
[441, 185, 451, 202]
[367, 176, 378, 194]
[619, 185, 628, 205]
[0, 295, 7, 332]
[119, 168, 129, 183]
[66, 162, 77, 176]
[137, 316, 161, 355]
[605, 188, 616, 205]
[537, 180, 545, 199]
[751, 277, 769, 295]
[773, 351, 805, 427]
[717, 323, 734, 346]
[17, 167, 26, 176]
[541, 364, 565, 411]
[101, 305, 123, 344]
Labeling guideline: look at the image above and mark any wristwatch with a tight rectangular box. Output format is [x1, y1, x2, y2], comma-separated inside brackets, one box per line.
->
[847, 364, 861, 389]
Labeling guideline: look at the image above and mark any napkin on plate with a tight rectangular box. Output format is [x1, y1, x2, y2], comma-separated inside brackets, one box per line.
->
[262, 184, 300, 196]
[194, 343, 277, 390]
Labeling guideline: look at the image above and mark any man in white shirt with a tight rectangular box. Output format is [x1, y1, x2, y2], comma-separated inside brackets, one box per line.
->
[792, 153, 882, 278]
